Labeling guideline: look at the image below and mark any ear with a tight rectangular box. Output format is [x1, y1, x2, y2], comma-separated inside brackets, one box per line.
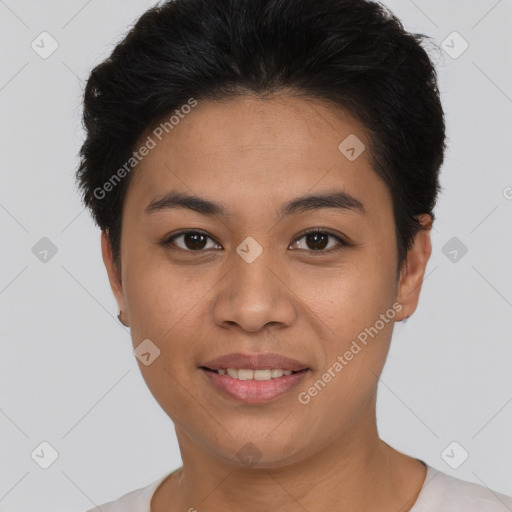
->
[396, 214, 433, 321]
[101, 230, 127, 317]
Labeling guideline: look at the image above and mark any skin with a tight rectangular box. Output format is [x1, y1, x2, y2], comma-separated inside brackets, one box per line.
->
[101, 93, 432, 512]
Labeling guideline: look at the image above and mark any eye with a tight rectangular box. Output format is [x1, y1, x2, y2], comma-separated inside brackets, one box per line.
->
[290, 228, 347, 252]
[162, 228, 348, 253]
[163, 230, 222, 251]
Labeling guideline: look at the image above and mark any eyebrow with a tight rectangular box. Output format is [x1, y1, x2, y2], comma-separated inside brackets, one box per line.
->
[145, 190, 365, 219]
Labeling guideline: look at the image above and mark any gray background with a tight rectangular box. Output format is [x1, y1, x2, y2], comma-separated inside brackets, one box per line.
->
[0, 0, 511, 510]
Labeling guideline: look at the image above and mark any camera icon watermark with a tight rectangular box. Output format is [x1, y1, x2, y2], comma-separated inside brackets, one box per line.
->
[31, 441, 59, 469]
[441, 441, 469, 469]
[32, 237, 58, 263]
[134, 339, 161, 366]
[442, 236, 468, 263]
[441, 31, 469, 60]
[338, 134, 366, 162]
[236, 236, 263, 263]
[31, 31, 59, 59]
[236, 442, 262, 466]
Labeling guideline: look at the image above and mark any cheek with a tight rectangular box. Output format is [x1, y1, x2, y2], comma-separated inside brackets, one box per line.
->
[122, 259, 213, 400]
[123, 267, 203, 417]
[122, 246, 202, 336]
[306, 244, 398, 381]
[305, 249, 397, 334]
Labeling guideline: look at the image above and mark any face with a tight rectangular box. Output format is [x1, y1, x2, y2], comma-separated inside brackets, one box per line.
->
[102, 93, 431, 468]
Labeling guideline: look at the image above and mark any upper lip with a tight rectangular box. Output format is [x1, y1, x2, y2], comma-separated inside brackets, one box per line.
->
[201, 352, 309, 371]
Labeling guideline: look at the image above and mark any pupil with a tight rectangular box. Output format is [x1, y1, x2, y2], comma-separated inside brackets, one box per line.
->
[182, 232, 329, 251]
[185, 233, 207, 250]
[307, 232, 328, 250]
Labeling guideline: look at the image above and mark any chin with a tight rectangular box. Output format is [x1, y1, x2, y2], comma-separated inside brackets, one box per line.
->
[209, 433, 312, 470]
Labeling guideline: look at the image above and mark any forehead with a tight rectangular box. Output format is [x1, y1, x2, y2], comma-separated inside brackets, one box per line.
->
[125, 93, 392, 223]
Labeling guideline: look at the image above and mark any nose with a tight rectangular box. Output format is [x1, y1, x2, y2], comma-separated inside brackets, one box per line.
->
[212, 247, 297, 333]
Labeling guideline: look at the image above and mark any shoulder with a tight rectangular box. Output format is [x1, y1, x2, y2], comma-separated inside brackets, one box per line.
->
[414, 465, 512, 512]
[84, 474, 168, 512]
[85, 487, 145, 512]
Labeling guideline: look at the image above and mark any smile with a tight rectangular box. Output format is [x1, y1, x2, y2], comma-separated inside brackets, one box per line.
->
[201, 367, 309, 403]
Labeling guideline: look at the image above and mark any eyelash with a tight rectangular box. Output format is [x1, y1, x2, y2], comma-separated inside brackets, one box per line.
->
[161, 228, 349, 254]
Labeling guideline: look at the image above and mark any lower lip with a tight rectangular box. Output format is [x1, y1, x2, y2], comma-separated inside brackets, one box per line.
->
[201, 368, 309, 403]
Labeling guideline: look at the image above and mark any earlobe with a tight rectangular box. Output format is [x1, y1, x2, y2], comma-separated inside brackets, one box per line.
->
[396, 214, 433, 322]
[101, 230, 126, 315]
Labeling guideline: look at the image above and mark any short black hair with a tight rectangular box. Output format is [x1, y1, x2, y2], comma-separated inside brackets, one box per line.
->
[76, 0, 446, 277]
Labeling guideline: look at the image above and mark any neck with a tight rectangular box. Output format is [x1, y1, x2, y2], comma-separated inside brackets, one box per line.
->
[153, 397, 426, 512]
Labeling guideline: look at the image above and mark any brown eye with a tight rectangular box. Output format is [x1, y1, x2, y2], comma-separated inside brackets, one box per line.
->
[182, 232, 208, 250]
[305, 232, 329, 250]
[164, 231, 221, 251]
[291, 229, 347, 252]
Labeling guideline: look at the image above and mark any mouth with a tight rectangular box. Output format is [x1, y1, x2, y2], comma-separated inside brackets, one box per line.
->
[201, 367, 306, 380]
[200, 366, 310, 403]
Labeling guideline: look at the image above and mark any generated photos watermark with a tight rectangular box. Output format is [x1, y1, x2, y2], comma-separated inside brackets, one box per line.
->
[298, 302, 403, 404]
[93, 97, 198, 200]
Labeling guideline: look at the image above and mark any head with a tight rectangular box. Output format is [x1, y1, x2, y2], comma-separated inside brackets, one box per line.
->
[76, 0, 445, 468]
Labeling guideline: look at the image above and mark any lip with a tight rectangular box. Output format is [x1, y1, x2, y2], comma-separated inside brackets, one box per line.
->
[201, 352, 309, 372]
[201, 367, 310, 403]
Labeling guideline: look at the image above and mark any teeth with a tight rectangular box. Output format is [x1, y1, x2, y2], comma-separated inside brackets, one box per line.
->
[238, 369, 254, 380]
[217, 368, 296, 380]
[226, 368, 238, 378]
[254, 369, 272, 380]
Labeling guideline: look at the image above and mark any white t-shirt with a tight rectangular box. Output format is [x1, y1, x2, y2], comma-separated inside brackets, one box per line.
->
[86, 461, 512, 512]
